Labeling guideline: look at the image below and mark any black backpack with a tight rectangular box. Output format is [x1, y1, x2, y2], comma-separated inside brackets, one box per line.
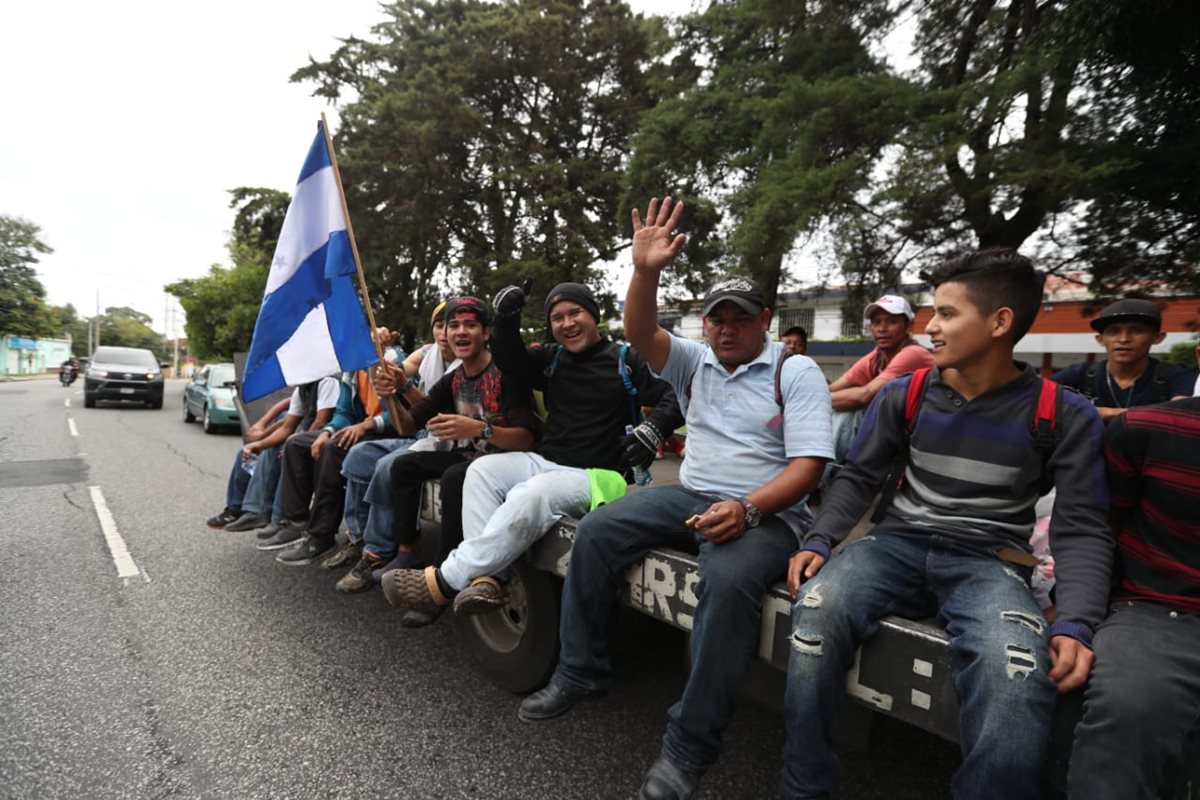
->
[1083, 359, 1169, 403]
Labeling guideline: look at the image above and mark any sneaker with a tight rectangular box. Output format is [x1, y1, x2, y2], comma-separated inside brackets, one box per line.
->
[275, 535, 335, 566]
[381, 566, 451, 621]
[253, 522, 280, 542]
[452, 576, 508, 616]
[255, 520, 305, 551]
[370, 550, 424, 585]
[401, 605, 447, 628]
[206, 508, 241, 529]
[336, 552, 385, 593]
[321, 540, 362, 570]
[224, 512, 268, 532]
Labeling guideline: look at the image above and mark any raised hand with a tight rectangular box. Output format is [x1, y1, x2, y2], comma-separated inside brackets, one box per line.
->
[631, 196, 686, 273]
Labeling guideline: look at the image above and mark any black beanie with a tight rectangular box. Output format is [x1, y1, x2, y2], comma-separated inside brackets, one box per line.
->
[545, 282, 600, 326]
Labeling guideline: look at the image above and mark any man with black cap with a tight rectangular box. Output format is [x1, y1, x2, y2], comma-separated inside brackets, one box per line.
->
[519, 197, 833, 800]
[379, 281, 684, 622]
[1053, 298, 1196, 421]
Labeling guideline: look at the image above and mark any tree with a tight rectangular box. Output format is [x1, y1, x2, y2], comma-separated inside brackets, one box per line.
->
[0, 215, 57, 337]
[95, 306, 165, 359]
[1063, 0, 1200, 297]
[166, 188, 289, 361]
[840, 0, 1200, 301]
[623, 0, 907, 309]
[293, 0, 675, 342]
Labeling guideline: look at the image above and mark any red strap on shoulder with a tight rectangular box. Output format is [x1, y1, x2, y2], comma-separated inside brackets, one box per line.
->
[904, 367, 931, 431]
[1035, 377, 1057, 433]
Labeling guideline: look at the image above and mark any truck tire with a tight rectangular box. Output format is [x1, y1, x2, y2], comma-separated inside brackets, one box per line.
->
[454, 558, 560, 694]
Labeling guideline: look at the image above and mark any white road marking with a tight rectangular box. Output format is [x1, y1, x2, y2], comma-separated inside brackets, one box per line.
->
[88, 486, 141, 579]
[68, 418, 79, 437]
[65, 399, 71, 408]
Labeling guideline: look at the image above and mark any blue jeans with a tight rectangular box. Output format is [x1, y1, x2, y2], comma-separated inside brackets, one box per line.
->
[360, 443, 434, 551]
[782, 532, 1055, 799]
[341, 438, 414, 543]
[224, 449, 251, 511]
[553, 484, 797, 774]
[1068, 601, 1200, 800]
[240, 445, 282, 518]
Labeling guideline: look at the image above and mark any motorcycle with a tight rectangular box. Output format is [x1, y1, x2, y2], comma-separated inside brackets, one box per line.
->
[60, 365, 77, 386]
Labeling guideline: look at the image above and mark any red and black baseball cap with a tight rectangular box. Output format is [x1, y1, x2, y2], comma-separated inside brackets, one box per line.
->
[444, 296, 491, 326]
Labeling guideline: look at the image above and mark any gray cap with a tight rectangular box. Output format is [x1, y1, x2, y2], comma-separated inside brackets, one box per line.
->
[1089, 299, 1162, 333]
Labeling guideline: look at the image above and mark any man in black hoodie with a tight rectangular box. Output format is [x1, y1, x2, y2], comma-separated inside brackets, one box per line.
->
[381, 282, 683, 619]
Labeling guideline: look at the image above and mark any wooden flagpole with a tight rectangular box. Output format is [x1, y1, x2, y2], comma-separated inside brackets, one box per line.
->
[320, 113, 404, 427]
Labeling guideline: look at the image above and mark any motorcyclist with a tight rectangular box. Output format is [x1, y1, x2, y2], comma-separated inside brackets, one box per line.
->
[60, 356, 80, 386]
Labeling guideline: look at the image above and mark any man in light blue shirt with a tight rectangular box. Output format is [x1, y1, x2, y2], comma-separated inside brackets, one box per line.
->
[519, 197, 833, 800]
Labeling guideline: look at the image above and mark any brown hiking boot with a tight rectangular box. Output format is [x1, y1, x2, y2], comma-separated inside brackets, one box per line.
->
[336, 552, 384, 593]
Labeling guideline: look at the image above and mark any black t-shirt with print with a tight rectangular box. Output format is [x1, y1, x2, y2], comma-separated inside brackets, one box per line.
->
[408, 361, 534, 458]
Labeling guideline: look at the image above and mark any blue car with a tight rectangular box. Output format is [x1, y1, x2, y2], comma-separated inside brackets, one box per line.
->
[183, 363, 240, 434]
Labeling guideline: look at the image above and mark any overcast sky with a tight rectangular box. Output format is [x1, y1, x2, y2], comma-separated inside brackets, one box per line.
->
[2, 0, 907, 339]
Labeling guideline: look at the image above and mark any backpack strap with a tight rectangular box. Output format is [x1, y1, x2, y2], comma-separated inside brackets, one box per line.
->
[1032, 377, 1060, 494]
[1084, 360, 1103, 400]
[1152, 360, 1169, 402]
[871, 367, 933, 523]
[766, 349, 794, 430]
[617, 342, 644, 425]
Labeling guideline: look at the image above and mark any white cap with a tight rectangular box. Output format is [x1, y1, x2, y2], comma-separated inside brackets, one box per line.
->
[863, 294, 914, 321]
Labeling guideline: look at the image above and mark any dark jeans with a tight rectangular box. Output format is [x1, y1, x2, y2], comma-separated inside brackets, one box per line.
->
[552, 484, 796, 774]
[279, 430, 377, 545]
[1068, 601, 1200, 800]
[782, 531, 1056, 800]
[367, 450, 469, 561]
[223, 448, 251, 511]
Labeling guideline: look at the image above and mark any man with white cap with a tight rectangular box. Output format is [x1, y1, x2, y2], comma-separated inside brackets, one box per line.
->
[826, 293, 933, 462]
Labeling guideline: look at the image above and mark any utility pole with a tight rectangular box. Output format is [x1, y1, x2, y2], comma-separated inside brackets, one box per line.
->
[94, 291, 101, 351]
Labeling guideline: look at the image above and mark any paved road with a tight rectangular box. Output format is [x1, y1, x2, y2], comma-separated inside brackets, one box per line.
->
[0, 378, 958, 799]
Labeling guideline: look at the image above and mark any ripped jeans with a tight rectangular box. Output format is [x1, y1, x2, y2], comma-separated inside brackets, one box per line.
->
[782, 531, 1056, 800]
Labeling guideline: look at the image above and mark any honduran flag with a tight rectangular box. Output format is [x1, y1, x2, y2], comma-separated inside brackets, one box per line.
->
[241, 121, 378, 402]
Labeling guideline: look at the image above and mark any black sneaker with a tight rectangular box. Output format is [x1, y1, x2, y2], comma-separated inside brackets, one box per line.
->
[255, 520, 283, 541]
[275, 535, 335, 566]
[336, 552, 385, 593]
[224, 513, 268, 532]
[255, 521, 305, 551]
[321, 540, 362, 570]
[206, 508, 241, 529]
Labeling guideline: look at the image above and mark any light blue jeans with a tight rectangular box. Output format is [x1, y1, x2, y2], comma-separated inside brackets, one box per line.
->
[782, 531, 1056, 799]
[341, 438, 414, 543]
[438, 452, 591, 591]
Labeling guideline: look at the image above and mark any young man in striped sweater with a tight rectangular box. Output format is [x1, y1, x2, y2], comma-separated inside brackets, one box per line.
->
[1068, 396, 1200, 799]
[782, 249, 1113, 800]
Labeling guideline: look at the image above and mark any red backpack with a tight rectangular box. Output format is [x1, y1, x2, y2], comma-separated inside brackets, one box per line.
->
[871, 367, 1060, 523]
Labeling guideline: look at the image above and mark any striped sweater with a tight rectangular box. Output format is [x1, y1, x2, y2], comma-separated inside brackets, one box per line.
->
[804, 364, 1114, 640]
[1104, 397, 1200, 614]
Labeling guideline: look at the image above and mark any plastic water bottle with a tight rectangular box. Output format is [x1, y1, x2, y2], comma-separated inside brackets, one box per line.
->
[625, 425, 653, 487]
[242, 452, 259, 476]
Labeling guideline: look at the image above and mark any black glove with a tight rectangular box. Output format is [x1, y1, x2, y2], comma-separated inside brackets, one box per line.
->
[620, 421, 663, 471]
[493, 277, 533, 320]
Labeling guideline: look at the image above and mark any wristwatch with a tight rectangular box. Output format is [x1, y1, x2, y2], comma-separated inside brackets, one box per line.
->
[480, 422, 494, 441]
[737, 496, 761, 528]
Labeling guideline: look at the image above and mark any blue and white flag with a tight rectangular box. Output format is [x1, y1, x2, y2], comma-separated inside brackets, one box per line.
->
[241, 121, 378, 402]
